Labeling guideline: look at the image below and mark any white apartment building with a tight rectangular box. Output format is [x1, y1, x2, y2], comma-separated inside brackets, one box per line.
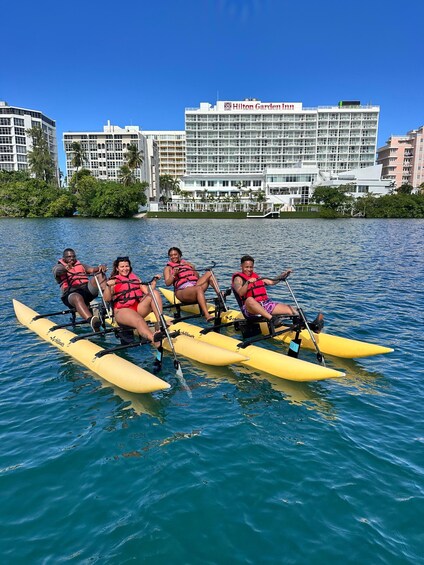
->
[63, 123, 160, 202]
[180, 99, 379, 201]
[143, 131, 186, 178]
[0, 101, 58, 177]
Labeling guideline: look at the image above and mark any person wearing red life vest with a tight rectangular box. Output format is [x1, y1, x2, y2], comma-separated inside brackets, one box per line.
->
[103, 256, 164, 347]
[164, 247, 221, 322]
[232, 255, 324, 332]
[53, 248, 107, 331]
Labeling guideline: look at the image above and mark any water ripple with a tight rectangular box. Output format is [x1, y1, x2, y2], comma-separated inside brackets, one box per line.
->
[0, 218, 423, 564]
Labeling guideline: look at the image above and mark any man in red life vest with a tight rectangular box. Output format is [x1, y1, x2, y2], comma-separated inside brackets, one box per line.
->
[53, 248, 107, 332]
[232, 255, 324, 332]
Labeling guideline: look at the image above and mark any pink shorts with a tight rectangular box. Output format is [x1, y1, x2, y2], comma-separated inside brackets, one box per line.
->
[177, 281, 197, 290]
[242, 298, 277, 318]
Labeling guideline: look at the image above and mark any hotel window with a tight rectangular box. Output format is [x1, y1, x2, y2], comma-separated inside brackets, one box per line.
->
[0, 118, 11, 125]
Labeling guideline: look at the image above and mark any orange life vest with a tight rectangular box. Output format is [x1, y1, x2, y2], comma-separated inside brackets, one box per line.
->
[112, 273, 144, 310]
[167, 259, 198, 290]
[56, 259, 89, 292]
[232, 271, 268, 304]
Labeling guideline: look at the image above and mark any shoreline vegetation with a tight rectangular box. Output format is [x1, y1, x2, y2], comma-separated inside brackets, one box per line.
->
[1, 169, 424, 220]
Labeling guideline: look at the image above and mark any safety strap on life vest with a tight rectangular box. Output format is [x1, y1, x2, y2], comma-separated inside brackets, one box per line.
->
[231, 271, 268, 306]
[167, 259, 198, 290]
[112, 273, 144, 310]
[57, 259, 89, 292]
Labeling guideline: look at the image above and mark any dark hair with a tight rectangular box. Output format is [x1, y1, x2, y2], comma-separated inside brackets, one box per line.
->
[240, 255, 254, 264]
[63, 248, 76, 257]
[110, 256, 132, 277]
[168, 247, 182, 258]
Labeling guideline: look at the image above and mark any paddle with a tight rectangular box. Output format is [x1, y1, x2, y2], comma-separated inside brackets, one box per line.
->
[145, 277, 191, 396]
[94, 272, 112, 319]
[278, 272, 326, 366]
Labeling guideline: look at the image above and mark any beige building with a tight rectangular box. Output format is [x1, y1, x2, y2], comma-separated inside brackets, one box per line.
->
[63, 122, 160, 202]
[143, 131, 186, 178]
[0, 100, 58, 177]
[377, 126, 424, 189]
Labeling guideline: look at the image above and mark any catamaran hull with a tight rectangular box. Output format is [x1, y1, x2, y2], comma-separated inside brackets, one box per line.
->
[107, 315, 249, 367]
[169, 321, 344, 382]
[159, 333, 249, 366]
[160, 289, 393, 359]
[13, 300, 170, 393]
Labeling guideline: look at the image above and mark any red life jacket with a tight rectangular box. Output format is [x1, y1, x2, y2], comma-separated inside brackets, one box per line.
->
[232, 271, 268, 304]
[57, 259, 89, 292]
[167, 259, 198, 290]
[112, 273, 144, 310]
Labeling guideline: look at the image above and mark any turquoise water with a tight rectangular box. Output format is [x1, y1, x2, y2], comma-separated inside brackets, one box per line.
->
[1, 218, 423, 564]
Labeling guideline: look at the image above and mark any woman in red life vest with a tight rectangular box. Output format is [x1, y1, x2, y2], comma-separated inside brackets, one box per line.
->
[53, 248, 107, 332]
[103, 256, 164, 347]
[163, 247, 220, 322]
[232, 255, 324, 332]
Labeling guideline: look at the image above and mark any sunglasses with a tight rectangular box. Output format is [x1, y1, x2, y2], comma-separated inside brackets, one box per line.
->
[116, 256, 130, 262]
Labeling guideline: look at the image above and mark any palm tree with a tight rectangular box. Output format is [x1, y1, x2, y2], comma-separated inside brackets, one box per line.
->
[71, 142, 86, 172]
[70, 141, 87, 192]
[118, 164, 134, 186]
[124, 144, 143, 178]
[159, 174, 180, 199]
[27, 126, 56, 184]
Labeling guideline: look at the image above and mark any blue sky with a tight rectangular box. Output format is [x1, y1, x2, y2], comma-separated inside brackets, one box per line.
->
[2, 0, 423, 173]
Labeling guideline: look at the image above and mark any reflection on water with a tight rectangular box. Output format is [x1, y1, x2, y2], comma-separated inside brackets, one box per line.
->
[3, 218, 417, 405]
[2, 218, 423, 564]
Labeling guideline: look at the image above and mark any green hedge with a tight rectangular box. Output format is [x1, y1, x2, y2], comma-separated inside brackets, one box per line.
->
[147, 211, 321, 219]
[147, 211, 247, 219]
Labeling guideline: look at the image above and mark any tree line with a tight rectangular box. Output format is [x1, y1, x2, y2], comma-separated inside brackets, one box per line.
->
[0, 131, 148, 218]
[311, 183, 424, 218]
[2, 127, 424, 219]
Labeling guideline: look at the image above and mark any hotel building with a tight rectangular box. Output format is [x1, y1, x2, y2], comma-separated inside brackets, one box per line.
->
[63, 123, 160, 202]
[178, 99, 380, 206]
[0, 101, 58, 176]
[143, 131, 186, 178]
[377, 126, 424, 189]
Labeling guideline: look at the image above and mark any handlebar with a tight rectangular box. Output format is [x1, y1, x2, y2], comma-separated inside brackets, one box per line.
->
[140, 276, 161, 285]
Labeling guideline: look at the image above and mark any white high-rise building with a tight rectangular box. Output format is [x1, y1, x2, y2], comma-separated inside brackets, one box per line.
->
[185, 99, 379, 176]
[0, 101, 58, 176]
[176, 99, 380, 206]
[63, 123, 160, 202]
[143, 131, 186, 178]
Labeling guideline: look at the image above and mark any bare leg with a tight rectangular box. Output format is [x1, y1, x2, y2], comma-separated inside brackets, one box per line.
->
[137, 291, 167, 329]
[197, 271, 221, 294]
[67, 293, 92, 320]
[270, 303, 298, 317]
[87, 273, 107, 295]
[244, 298, 297, 321]
[114, 308, 159, 346]
[176, 284, 214, 320]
